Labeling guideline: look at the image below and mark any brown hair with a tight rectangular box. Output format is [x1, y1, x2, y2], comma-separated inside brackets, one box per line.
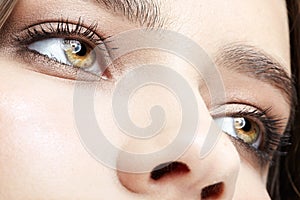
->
[0, 0, 300, 199]
[267, 1, 300, 199]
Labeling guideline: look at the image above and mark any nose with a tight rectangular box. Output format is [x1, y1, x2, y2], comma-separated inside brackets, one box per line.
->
[117, 122, 240, 200]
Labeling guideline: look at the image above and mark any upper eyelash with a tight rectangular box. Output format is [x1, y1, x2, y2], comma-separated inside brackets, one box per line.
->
[13, 19, 291, 165]
[233, 107, 290, 165]
[14, 17, 107, 46]
[12, 17, 115, 81]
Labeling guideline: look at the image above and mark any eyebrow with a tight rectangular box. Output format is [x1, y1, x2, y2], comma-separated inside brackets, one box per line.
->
[85, 1, 296, 111]
[215, 44, 296, 108]
[93, 0, 165, 28]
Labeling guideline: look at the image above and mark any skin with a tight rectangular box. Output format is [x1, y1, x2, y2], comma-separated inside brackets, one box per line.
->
[0, 0, 291, 199]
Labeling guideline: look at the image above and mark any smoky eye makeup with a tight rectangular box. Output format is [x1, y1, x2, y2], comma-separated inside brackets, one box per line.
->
[7, 14, 291, 169]
[12, 17, 115, 81]
[213, 103, 290, 167]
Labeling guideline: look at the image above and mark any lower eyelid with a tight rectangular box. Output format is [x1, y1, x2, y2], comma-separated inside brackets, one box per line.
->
[212, 105, 283, 166]
[11, 46, 275, 170]
[226, 133, 269, 169]
[15, 48, 104, 82]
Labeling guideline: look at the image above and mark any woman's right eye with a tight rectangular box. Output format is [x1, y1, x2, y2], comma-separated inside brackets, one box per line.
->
[216, 117, 262, 149]
[28, 38, 110, 79]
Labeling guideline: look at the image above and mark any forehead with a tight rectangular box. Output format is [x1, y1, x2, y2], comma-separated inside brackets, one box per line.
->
[159, 0, 290, 73]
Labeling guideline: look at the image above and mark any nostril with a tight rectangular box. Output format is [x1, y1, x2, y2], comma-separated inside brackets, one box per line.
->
[150, 161, 190, 181]
[201, 182, 224, 199]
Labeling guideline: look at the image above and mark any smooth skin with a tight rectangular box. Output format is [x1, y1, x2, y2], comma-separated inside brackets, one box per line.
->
[0, 0, 291, 199]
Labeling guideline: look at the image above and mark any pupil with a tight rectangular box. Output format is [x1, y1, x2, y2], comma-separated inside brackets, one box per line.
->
[75, 43, 87, 56]
[241, 118, 251, 132]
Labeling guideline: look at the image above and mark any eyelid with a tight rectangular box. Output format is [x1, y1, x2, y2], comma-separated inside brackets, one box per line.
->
[15, 47, 106, 82]
[14, 18, 107, 46]
[13, 18, 116, 82]
[212, 103, 286, 166]
[212, 103, 286, 134]
[211, 103, 285, 138]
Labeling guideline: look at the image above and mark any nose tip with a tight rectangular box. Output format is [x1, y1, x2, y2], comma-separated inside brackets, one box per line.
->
[117, 137, 239, 199]
[117, 161, 191, 194]
[118, 161, 227, 199]
[152, 162, 225, 199]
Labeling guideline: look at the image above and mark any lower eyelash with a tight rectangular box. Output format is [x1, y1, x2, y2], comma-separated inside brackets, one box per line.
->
[263, 129, 291, 162]
[12, 18, 292, 166]
[12, 17, 118, 81]
[14, 44, 113, 82]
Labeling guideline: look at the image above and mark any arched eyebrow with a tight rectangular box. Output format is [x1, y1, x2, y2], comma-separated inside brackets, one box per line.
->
[215, 44, 296, 108]
[85, 1, 296, 110]
[93, 0, 165, 28]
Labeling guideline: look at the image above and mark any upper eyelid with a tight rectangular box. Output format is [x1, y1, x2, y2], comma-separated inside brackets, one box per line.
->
[14, 20, 114, 82]
[216, 110, 284, 166]
[210, 102, 264, 119]
[21, 18, 97, 35]
[211, 103, 285, 134]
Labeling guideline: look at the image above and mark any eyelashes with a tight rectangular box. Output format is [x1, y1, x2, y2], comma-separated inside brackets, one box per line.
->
[13, 17, 290, 168]
[13, 17, 113, 81]
[215, 105, 290, 166]
[17, 17, 106, 45]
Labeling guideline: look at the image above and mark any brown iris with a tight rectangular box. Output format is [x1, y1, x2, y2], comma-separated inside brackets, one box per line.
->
[62, 39, 96, 68]
[234, 117, 259, 144]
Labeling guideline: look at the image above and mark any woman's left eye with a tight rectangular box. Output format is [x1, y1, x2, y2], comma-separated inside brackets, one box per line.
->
[216, 117, 262, 148]
[28, 38, 109, 78]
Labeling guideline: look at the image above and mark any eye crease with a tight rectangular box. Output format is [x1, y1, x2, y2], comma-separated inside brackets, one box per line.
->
[15, 19, 114, 80]
[214, 104, 288, 164]
[0, 0, 298, 199]
[12, 17, 289, 168]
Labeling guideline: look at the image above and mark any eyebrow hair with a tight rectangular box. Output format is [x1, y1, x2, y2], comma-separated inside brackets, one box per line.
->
[93, 0, 165, 28]
[215, 44, 297, 109]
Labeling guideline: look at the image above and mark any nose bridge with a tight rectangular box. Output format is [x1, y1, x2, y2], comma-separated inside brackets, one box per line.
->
[113, 62, 242, 198]
[115, 87, 213, 170]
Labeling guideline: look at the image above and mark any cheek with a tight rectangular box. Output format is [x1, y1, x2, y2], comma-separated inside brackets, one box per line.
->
[0, 60, 124, 198]
[234, 161, 270, 199]
[0, 61, 76, 169]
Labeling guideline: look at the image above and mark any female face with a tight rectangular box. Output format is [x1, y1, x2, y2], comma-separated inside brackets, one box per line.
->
[0, 0, 292, 199]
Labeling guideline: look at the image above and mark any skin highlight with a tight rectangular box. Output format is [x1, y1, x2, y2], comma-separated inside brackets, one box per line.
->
[0, 0, 298, 199]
